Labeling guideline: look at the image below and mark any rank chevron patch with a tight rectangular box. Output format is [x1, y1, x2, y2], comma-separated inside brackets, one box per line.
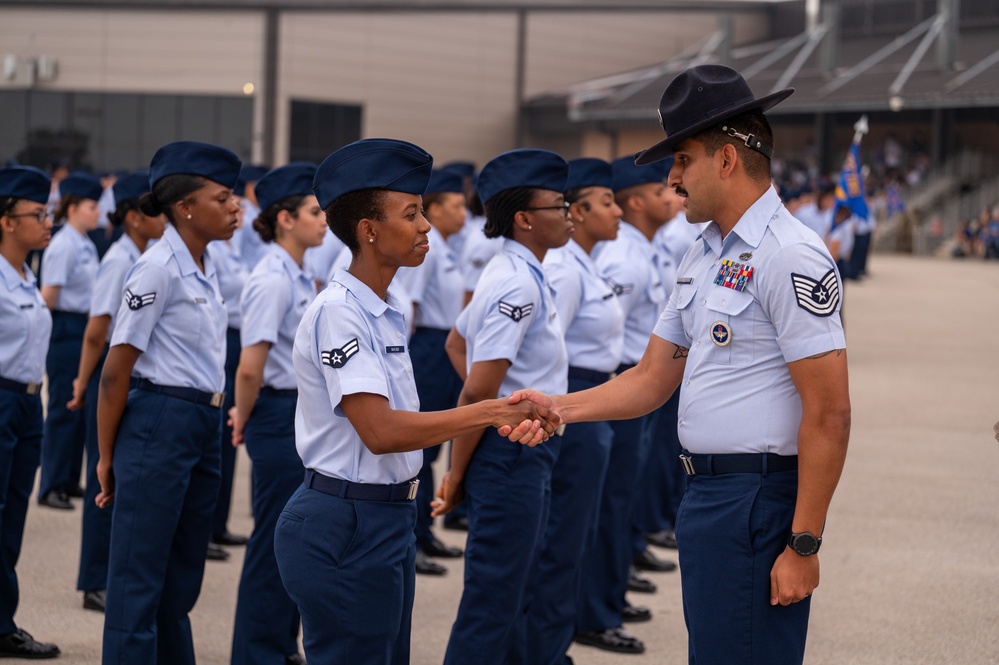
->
[124, 289, 156, 311]
[321, 338, 360, 369]
[790, 269, 840, 317]
[498, 301, 533, 322]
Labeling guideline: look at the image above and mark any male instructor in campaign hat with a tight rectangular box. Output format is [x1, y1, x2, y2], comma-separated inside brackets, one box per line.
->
[510, 64, 851, 663]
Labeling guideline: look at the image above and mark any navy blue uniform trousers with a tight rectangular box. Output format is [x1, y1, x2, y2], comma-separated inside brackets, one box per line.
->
[102, 390, 221, 665]
[519, 374, 613, 665]
[576, 366, 653, 632]
[231, 391, 303, 665]
[677, 466, 809, 665]
[0, 387, 43, 635]
[275, 485, 416, 665]
[409, 328, 463, 547]
[632, 386, 685, 553]
[444, 429, 560, 665]
[38, 311, 88, 498]
[78, 348, 112, 592]
[212, 326, 241, 538]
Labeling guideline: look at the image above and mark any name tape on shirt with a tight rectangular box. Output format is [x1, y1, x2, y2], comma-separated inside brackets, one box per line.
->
[713, 259, 754, 292]
[606, 278, 634, 296]
[385, 345, 405, 353]
[498, 301, 533, 322]
[321, 338, 360, 369]
[124, 289, 156, 311]
[791, 269, 840, 317]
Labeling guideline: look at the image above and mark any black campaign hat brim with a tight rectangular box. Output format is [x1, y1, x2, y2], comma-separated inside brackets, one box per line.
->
[634, 87, 793, 166]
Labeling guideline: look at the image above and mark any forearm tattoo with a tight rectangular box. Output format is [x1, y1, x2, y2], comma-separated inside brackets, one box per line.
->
[805, 349, 844, 360]
[673, 345, 689, 360]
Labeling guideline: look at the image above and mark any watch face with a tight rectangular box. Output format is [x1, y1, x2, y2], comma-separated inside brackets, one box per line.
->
[792, 533, 819, 556]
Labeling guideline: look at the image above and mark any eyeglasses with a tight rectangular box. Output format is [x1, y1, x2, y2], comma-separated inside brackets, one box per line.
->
[7, 210, 51, 223]
[523, 202, 571, 217]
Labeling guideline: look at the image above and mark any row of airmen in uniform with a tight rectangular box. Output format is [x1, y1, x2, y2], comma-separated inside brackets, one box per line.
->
[0, 61, 850, 665]
[0, 142, 690, 663]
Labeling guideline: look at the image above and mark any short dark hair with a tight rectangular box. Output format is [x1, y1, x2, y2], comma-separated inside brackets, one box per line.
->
[139, 174, 208, 223]
[325, 188, 387, 255]
[254, 195, 307, 243]
[696, 109, 773, 183]
[483, 187, 537, 239]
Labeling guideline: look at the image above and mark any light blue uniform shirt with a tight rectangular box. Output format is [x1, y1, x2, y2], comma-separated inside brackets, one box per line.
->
[241, 244, 316, 390]
[395, 225, 463, 331]
[41, 224, 98, 313]
[543, 240, 624, 373]
[324, 253, 416, 338]
[236, 202, 268, 268]
[208, 239, 249, 329]
[456, 239, 568, 397]
[653, 186, 846, 456]
[654, 212, 707, 298]
[594, 222, 666, 365]
[303, 228, 346, 286]
[90, 234, 142, 342]
[793, 202, 833, 239]
[111, 224, 227, 393]
[460, 226, 504, 293]
[0, 259, 51, 384]
[293, 268, 422, 484]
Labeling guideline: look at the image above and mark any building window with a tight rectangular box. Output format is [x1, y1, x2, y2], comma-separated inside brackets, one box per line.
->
[289, 100, 362, 164]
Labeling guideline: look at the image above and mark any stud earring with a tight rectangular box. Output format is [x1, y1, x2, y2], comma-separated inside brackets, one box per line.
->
[369, 238, 374, 243]
[527, 224, 533, 230]
[187, 214, 192, 219]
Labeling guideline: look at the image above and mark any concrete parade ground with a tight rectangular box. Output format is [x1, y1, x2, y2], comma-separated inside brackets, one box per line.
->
[13, 253, 999, 665]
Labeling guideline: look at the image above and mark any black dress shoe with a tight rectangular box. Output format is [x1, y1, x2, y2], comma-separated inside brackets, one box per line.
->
[212, 531, 249, 547]
[415, 551, 447, 576]
[442, 515, 468, 531]
[645, 529, 678, 549]
[0, 628, 60, 659]
[621, 604, 652, 623]
[574, 627, 645, 654]
[420, 536, 463, 559]
[633, 548, 677, 572]
[285, 654, 306, 665]
[65, 484, 85, 499]
[38, 490, 74, 510]
[206, 542, 230, 562]
[83, 589, 106, 613]
[627, 566, 657, 594]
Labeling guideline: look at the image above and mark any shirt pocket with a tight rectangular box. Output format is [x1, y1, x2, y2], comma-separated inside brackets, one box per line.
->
[674, 284, 697, 340]
[704, 287, 755, 366]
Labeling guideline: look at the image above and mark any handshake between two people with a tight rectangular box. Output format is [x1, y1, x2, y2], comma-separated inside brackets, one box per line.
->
[431, 389, 560, 518]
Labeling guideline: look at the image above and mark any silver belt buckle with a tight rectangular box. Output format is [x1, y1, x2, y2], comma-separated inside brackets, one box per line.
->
[406, 479, 420, 501]
[680, 454, 696, 476]
[26, 382, 42, 396]
[210, 392, 225, 408]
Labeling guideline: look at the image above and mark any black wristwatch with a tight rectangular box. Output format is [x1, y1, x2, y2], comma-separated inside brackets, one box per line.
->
[788, 531, 822, 556]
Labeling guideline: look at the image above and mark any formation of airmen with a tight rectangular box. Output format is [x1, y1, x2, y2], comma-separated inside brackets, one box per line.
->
[0, 64, 850, 665]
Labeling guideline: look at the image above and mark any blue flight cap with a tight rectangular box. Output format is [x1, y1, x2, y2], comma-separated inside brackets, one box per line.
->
[148, 141, 242, 191]
[440, 161, 476, 178]
[312, 138, 434, 210]
[476, 149, 569, 205]
[426, 168, 466, 195]
[112, 172, 150, 207]
[255, 162, 318, 212]
[0, 166, 51, 204]
[59, 171, 104, 202]
[235, 164, 271, 196]
[565, 158, 613, 191]
[611, 156, 671, 193]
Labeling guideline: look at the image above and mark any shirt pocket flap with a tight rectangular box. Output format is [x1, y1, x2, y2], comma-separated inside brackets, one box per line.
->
[583, 276, 615, 303]
[705, 288, 754, 316]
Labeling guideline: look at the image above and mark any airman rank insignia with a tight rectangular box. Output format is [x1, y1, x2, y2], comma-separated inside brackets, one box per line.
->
[710, 321, 732, 346]
[498, 301, 533, 322]
[606, 278, 634, 296]
[125, 289, 156, 311]
[321, 338, 359, 368]
[791, 269, 840, 317]
[714, 259, 754, 292]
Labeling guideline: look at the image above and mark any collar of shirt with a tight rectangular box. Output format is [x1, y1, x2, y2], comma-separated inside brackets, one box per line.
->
[332, 267, 407, 319]
[0, 256, 35, 291]
[563, 237, 601, 277]
[618, 220, 653, 246]
[164, 224, 217, 282]
[270, 243, 309, 284]
[701, 185, 783, 257]
[115, 233, 142, 262]
[501, 237, 548, 286]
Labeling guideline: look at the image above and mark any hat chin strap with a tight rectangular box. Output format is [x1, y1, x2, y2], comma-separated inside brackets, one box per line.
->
[721, 125, 774, 160]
